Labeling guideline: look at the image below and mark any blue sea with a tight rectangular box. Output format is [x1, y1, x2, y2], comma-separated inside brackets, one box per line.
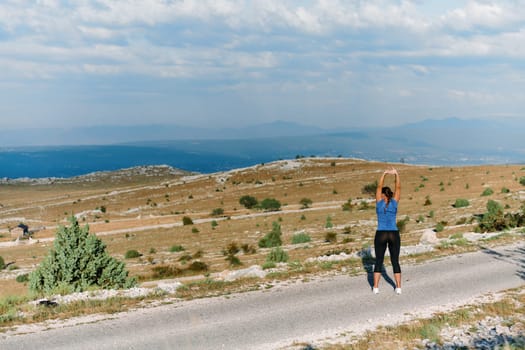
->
[1, 136, 521, 179]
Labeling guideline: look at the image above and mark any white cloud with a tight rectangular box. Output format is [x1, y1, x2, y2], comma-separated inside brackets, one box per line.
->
[1, 0, 525, 129]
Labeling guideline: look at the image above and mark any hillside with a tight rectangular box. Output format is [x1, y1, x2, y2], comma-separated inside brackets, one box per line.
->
[1, 158, 524, 299]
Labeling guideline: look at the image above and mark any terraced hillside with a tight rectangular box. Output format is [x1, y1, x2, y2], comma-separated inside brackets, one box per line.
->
[1, 158, 524, 298]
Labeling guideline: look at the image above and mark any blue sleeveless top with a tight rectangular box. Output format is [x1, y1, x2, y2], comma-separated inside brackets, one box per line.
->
[376, 199, 398, 231]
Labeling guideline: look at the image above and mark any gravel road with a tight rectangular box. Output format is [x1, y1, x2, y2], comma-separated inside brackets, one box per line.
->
[1, 243, 524, 350]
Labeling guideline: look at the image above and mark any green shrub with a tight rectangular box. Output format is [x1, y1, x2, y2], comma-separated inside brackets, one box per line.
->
[0, 256, 4, 270]
[453, 199, 470, 208]
[223, 242, 242, 266]
[481, 188, 494, 196]
[16, 274, 29, 283]
[520, 177, 525, 186]
[258, 198, 281, 211]
[211, 220, 218, 228]
[211, 208, 224, 216]
[362, 181, 378, 196]
[299, 198, 312, 209]
[291, 233, 311, 244]
[239, 195, 258, 209]
[262, 261, 276, 270]
[182, 216, 193, 225]
[258, 222, 283, 248]
[170, 245, 185, 252]
[501, 187, 510, 193]
[424, 196, 432, 206]
[266, 247, 289, 264]
[325, 216, 333, 228]
[435, 222, 445, 232]
[396, 216, 409, 234]
[478, 200, 508, 232]
[29, 217, 136, 295]
[342, 199, 353, 211]
[125, 250, 141, 259]
[191, 227, 199, 233]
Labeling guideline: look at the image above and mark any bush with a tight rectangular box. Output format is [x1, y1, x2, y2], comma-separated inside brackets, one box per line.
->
[520, 177, 525, 186]
[324, 231, 337, 243]
[151, 265, 182, 279]
[223, 242, 241, 266]
[292, 233, 311, 244]
[299, 198, 312, 209]
[501, 187, 510, 194]
[478, 200, 508, 232]
[435, 222, 445, 232]
[362, 181, 378, 196]
[266, 247, 289, 264]
[258, 198, 281, 211]
[424, 196, 432, 206]
[239, 195, 258, 209]
[29, 217, 136, 295]
[481, 188, 494, 196]
[342, 198, 354, 212]
[125, 250, 141, 259]
[16, 274, 29, 283]
[453, 199, 470, 208]
[325, 216, 333, 228]
[182, 216, 193, 225]
[396, 216, 409, 234]
[211, 208, 224, 216]
[0, 256, 4, 270]
[170, 245, 185, 252]
[258, 222, 283, 248]
[241, 243, 256, 254]
[187, 261, 208, 272]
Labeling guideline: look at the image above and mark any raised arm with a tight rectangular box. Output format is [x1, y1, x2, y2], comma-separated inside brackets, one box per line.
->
[376, 171, 387, 202]
[393, 168, 401, 202]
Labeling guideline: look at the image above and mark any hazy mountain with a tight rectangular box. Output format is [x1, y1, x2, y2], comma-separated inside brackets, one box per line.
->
[1, 118, 524, 179]
[0, 121, 328, 147]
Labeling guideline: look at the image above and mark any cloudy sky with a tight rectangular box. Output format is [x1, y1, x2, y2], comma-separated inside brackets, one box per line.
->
[1, 0, 524, 130]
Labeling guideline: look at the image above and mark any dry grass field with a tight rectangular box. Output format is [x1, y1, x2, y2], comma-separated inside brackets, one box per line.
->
[1, 158, 524, 300]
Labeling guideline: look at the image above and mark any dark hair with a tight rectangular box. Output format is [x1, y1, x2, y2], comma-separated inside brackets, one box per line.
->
[382, 186, 393, 201]
[382, 187, 393, 212]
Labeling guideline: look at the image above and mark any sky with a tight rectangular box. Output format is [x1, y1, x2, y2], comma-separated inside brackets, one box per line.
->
[0, 0, 524, 130]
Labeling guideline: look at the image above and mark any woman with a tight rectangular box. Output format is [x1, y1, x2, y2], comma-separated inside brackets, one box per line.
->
[372, 167, 402, 295]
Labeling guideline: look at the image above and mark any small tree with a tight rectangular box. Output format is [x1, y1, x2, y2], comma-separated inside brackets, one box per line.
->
[0, 256, 5, 270]
[239, 195, 258, 209]
[258, 222, 283, 248]
[258, 198, 281, 212]
[182, 216, 193, 225]
[29, 217, 136, 295]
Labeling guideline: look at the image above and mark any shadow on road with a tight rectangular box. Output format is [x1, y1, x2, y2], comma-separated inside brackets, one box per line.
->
[360, 248, 396, 290]
[480, 245, 525, 281]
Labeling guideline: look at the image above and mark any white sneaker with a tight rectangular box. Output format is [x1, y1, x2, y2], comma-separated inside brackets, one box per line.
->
[395, 288, 402, 295]
[373, 287, 379, 294]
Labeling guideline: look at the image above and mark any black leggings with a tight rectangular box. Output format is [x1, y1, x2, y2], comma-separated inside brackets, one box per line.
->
[374, 230, 401, 274]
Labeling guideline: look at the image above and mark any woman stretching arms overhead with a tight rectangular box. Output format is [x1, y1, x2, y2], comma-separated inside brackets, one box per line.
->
[373, 167, 402, 294]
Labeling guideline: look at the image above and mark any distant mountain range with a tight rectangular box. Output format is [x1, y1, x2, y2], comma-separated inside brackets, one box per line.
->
[0, 118, 524, 178]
